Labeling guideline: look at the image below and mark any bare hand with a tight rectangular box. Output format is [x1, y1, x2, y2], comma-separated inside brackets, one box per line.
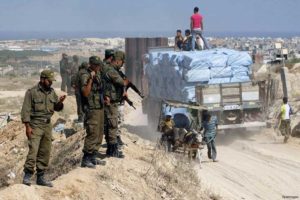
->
[104, 96, 110, 105]
[25, 126, 33, 139]
[59, 95, 66, 103]
[123, 92, 128, 98]
[124, 79, 129, 86]
[90, 71, 96, 79]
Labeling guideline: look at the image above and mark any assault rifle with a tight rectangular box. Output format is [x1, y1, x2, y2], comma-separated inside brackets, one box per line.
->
[118, 71, 144, 99]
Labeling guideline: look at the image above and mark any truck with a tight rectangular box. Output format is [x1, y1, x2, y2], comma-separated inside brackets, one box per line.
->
[140, 46, 273, 130]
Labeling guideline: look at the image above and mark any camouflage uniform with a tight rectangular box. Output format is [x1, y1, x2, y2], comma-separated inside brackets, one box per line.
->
[71, 62, 88, 122]
[80, 56, 105, 167]
[21, 70, 64, 186]
[69, 55, 80, 95]
[102, 52, 126, 157]
[104, 49, 124, 145]
[59, 53, 69, 92]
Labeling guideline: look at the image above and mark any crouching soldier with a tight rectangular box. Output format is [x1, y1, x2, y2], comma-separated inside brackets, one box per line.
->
[21, 70, 66, 187]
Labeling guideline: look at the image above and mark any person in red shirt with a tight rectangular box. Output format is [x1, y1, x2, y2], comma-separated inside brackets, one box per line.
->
[190, 7, 210, 50]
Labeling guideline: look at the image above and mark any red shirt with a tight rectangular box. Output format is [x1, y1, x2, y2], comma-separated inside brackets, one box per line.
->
[191, 13, 203, 29]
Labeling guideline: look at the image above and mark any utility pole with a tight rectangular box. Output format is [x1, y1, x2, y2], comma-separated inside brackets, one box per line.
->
[275, 42, 288, 98]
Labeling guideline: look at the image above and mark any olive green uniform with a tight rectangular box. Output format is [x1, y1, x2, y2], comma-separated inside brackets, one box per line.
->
[21, 84, 63, 173]
[71, 63, 87, 121]
[80, 68, 104, 154]
[60, 57, 69, 92]
[102, 64, 125, 145]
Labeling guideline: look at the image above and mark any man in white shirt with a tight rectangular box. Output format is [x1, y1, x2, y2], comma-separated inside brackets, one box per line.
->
[277, 97, 293, 143]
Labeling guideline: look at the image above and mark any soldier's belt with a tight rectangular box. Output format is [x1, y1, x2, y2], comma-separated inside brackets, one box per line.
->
[31, 118, 51, 124]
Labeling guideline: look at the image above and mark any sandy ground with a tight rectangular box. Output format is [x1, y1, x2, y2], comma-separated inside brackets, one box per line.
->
[198, 129, 300, 200]
[0, 89, 214, 200]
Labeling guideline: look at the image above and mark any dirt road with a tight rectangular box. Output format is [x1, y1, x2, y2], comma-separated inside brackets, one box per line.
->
[123, 100, 300, 200]
[198, 129, 300, 200]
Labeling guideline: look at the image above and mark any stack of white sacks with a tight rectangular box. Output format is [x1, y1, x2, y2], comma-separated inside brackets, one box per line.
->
[144, 48, 253, 102]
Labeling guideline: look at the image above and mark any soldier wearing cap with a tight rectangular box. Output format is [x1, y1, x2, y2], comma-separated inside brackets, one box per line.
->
[21, 70, 66, 187]
[71, 62, 88, 122]
[103, 49, 115, 65]
[102, 50, 129, 158]
[60, 53, 69, 92]
[80, 56, 106, 168]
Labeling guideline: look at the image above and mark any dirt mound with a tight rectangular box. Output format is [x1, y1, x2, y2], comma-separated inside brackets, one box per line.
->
[0, 129, 214, 200]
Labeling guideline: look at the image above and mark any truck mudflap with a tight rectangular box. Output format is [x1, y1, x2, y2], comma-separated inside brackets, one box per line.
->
[218, 121, 267, 130]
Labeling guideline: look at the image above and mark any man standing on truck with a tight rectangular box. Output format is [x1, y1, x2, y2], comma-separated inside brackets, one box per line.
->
[202, 113, 218, 162]
[190, 7, 209, 50]
[277, 97, 293, 143]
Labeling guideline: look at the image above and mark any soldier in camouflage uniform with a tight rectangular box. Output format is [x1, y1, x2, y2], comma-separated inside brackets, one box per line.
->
[59, 53, 69, 92]
[102, 51, 129, 158]
[69, 55, 80, 95]
[80, 56, 106, 168]
[104, 49, 126, 146]
[21, 70, 66, 187]
[71, 62, 88, 122]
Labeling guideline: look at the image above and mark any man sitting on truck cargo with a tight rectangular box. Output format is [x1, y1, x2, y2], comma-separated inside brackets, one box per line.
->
[201, 113, 218, 162]
[174, 29, 184, 50]
[182, 29, 193, 51]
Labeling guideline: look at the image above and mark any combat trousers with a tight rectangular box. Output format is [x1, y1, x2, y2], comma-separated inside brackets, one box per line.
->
[24, 123, 52, 173]
[104, 103, 119, 144]
[83, 109, 104, 154]
[117, 104, 125, 136]
[60, 73, 67, 92]
[280, 119, 291, 142]
[75, 89, 84, 121]
[205, 136, 217, 160]
[66, 75, 72, 94]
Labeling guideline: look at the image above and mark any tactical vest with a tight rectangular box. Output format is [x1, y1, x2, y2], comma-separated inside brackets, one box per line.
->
[80, 68, 104, 110]
[102, 65, 123, 103]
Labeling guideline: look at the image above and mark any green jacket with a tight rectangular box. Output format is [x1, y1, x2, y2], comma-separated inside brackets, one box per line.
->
[80, 67, 104, 110]
[59, 58, 69, 75]
[21, 84, 63, 125]
[102, 64, 124, 102]
[71, 67, 86, 90]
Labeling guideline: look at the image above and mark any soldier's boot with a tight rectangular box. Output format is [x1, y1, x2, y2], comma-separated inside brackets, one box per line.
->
[106, 144, 113, 156]
[111, 143, 125, 159]
[36, 172, 53, 187]
[91, 153, 106, 166]
[22, 170, 33, 186]
[77, 115, 83, 123]
[117, 135, 124, 146]
[81, 153, 96, 169]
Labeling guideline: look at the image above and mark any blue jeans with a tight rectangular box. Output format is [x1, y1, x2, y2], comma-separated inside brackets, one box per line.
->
[192, 29, 210, 50]
[205, 136, 217, 160]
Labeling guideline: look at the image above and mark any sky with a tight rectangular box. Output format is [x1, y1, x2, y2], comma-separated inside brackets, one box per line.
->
[0, 0, 299, 35]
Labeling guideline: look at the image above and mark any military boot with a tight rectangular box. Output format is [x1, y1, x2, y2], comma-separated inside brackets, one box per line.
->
[36, 172, 53, 187]
[106, 144, 113, 157]
[111, 143, 125, 159]
[22, 170, 33, 186]
[81, 153, 96, 168]
[91, 152, 106, 166]
[117, 135, 124, 146]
